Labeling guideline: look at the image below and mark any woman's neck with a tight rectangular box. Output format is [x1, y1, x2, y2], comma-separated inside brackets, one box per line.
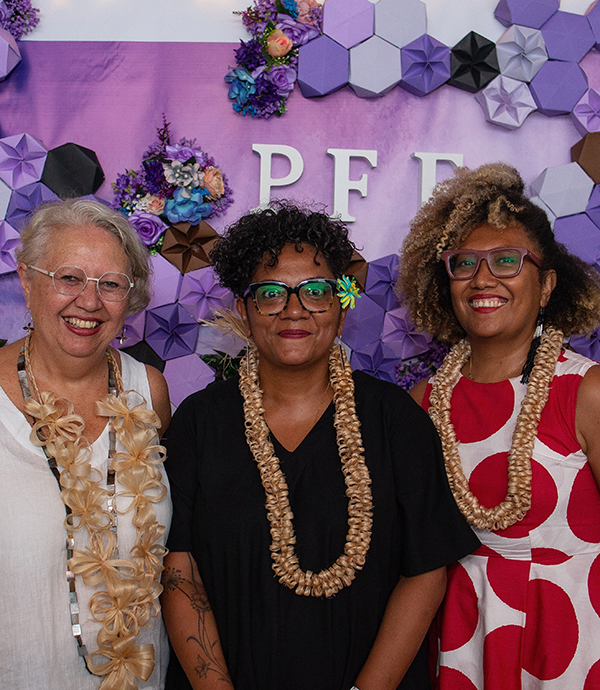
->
[466, 332, 535, 383]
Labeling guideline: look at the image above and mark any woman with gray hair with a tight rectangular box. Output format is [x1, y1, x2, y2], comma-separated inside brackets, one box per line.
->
[0, 199, 172, 690]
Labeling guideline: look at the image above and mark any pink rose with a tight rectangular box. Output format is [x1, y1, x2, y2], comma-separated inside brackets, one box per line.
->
[266, 29, 293, 58]
[146, 195, 165, 215]
[203, 166, 225, 200]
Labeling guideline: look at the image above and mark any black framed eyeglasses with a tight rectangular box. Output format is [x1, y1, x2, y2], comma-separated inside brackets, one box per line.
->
[440, 247, 542, 281]
[245, 278, 338, 316]
[27, 265, 134, 302]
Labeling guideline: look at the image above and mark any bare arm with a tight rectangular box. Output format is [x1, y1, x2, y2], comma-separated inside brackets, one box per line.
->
[146, 364, 171, 438]
[354, 567, 447, 690]
[161, 551, 233, 689]
[409, 378, 428, 407]
[576, 365, 600, 489]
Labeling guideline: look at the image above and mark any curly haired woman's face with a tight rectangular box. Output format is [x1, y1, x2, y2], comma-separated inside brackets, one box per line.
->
[237, 243, 346, 371]
[449, 223, 556, 344]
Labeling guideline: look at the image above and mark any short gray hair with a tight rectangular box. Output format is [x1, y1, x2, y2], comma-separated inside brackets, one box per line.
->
[16, 199, 152, 315]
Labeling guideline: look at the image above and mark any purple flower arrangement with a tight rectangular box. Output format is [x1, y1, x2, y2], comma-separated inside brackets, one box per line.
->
[225, 0, 323, 119]
[0, 0, 40, 41]
[395, 339, 451, 391]
[112, 117, 234, 249]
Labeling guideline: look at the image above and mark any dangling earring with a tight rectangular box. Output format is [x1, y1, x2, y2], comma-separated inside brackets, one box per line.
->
[116, 326, 128, 345]
[22, 309, 33, 334]
[521, 307, 545, 384]
[335, 337, 346, 371]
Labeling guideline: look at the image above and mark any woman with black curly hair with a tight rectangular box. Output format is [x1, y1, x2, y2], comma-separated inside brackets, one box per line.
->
[160, 203, 478, 690]
[398, 162, 600, 689]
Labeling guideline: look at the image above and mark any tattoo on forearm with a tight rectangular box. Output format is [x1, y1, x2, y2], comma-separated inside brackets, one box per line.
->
[163, 557, 233, 687]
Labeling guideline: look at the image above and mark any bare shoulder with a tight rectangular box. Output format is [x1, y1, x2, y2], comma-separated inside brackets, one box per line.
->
[409, 378, 429, 407]
[0, 339, 26, 407]
[575, 364, 600, 455]
[145, 364, 171, 437]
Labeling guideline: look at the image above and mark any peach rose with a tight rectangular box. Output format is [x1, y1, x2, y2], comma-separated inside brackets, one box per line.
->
[266, 29, 293, 58]
[203, 166, 225, 200]
[136, 193, 165, 215]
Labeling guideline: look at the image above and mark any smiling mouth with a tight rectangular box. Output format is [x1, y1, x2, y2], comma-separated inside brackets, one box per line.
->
[63, 316, 101, 329]
[469, 298, 507, 309]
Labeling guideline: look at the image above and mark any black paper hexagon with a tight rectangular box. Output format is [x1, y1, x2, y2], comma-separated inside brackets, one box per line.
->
[448, 31, 500, 93]
[41, 143, 105, 198]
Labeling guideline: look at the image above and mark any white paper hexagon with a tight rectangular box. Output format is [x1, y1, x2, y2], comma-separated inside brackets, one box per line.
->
[349, 36, 402, 98]
[475, 75, 537, 130]
[374, 0, 427, 49]
[496, 24, 547, 83]
[530, 163, 594, 218]
[529, 195, 556, 228]
[0, 177, 10, 219]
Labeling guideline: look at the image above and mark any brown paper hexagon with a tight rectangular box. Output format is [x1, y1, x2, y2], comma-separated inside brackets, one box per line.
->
[160, 220, 218, 274]
[347, 250, 369, 291]
[571, 132, 600, 184]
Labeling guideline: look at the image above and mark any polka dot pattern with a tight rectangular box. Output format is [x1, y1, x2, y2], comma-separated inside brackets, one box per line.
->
[430, 350, 600, 689]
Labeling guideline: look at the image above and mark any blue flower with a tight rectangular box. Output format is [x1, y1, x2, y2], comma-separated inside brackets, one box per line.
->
[164, 187, 213, 224]
[224, 67, 256, 107]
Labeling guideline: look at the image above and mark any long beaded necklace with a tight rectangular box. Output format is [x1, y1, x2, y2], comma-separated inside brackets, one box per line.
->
[17, 333, 120, 666]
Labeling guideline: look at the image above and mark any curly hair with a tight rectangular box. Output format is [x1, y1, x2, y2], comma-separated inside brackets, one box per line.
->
[210, 201, 356, 296]
[397, 162, 600, 340]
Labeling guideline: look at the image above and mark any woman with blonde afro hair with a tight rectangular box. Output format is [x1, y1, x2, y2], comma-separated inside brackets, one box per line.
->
[398, 162, 600, 689]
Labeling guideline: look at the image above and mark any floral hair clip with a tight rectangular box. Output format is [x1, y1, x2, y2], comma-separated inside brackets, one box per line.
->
[337, 275, 361, 309]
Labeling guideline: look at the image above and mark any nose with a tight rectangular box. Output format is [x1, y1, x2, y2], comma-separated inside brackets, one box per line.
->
[280, 291, 308, 318]
[471, 258, 498, 286]
[75, 278, 103, 309]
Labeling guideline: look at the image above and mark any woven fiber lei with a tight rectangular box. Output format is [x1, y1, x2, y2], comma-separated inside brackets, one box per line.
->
[427, 326, 563, 531]
[238, 343, 373, 597]
[20, 335, 168, 690]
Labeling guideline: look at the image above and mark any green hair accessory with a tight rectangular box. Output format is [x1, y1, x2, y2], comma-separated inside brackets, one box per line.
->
[337, 275, 361, 309]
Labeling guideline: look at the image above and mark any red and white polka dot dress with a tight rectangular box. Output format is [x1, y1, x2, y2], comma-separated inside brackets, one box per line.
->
[424, 349, 600, 689]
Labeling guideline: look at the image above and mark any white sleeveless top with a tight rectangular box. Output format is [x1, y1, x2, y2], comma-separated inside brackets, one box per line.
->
[0, 352, 171, 690]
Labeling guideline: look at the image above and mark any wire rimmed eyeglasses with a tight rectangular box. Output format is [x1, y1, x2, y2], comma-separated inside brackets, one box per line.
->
[245, 278, 338, 316]
[27, 265, 134, 302]
[440, 247, 542, 281]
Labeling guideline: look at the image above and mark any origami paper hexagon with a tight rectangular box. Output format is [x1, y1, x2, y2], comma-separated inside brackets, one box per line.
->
[494, 0, 559, 29]
[571, 89, 600, 138]
[364, 253, 400, 311]
[0, 270, 28, 344]
[0, 27, 20, 82]
[160, 220, 218, 274]
[179, 266, 235, 322]
[297, 35, 349, 97]
[570, 329, 600, 363]
[448, 32, 500, 93]
[322, 0, 374, 50]
[381, 307, 433, 360]
[529, 194, 556, 227]
[529, 61, 588, 117]
[164, 353, 215, 407]
[586, 185, 600, 229]
[0, 220, 19, 275]
[571, 133, 600, 185]
[553, 213, 600, 272]
[121, 340, 165, 373]
[145, 302, 200, 360]
[341, 294, 385, 351]
[475, 75, 537, 130]
[146, 254, 183, 311]
[374, 0, 427, 50]
[588, 1, 600, 49]
[347, 250, 369, 291]
[349, 36, 402, 98]
[0, 133, 47, 190]
[350, 340, 398, 384]
[540, 11, 595, 63]
[41, 143, 105, 198]
[110, 310, 146, 350]
[0, 177, 11, 219]
[496, 25, 547, 83]
[5, 182, 59, 230]
[400, 34, 451, 97]
[530, 163, 594, 218]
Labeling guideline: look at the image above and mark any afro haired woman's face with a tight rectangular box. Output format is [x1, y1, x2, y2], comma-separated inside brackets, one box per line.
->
[236, 243, 346, 371]
[449, 223, 556, 346]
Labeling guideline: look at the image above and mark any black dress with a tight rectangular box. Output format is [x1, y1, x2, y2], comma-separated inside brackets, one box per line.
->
[165, 371, 479, 690]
